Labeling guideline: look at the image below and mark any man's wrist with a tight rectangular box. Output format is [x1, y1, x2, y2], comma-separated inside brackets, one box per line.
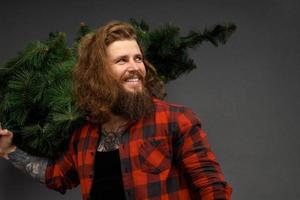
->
[4, 145, 17, 160]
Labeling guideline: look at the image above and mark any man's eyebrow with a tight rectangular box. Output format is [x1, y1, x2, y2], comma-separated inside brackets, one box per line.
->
[135, 53, 143, 57]
[112, 55, 128, 61]
[113, 53, 143, 61]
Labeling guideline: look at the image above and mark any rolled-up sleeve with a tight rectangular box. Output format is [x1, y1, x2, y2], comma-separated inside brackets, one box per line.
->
[45, 131, 80, 194]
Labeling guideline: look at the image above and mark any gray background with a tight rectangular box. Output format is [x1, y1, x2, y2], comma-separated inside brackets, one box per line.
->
[0, 0, 299, 199]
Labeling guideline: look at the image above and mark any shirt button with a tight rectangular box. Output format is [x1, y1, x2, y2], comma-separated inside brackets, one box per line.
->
[90, 152, 94, 156]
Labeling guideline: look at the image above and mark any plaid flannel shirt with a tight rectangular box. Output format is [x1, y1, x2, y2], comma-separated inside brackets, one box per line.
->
[45, 98, 232, 200]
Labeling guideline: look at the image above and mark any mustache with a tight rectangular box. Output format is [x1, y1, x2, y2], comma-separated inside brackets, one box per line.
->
[121, 70, 145, 81]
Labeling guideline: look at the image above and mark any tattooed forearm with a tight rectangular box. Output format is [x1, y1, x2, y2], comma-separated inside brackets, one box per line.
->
[7, 147, 48, 183]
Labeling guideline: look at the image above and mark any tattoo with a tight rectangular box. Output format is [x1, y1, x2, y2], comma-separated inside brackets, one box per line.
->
[8, 147, 48, 183]
[97, 129, 123, 152]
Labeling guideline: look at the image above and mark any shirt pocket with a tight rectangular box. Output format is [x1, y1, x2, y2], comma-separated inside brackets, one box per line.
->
[139, 138, 171, 174]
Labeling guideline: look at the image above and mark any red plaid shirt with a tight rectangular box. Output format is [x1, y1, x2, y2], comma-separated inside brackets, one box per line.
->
[45, 98, 232, 200]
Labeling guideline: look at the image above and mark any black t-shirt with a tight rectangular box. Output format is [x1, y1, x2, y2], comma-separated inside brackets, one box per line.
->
[89, 149, 126, 200]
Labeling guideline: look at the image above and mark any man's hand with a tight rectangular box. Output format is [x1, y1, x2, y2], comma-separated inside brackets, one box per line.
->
[0, 124, 16, 160]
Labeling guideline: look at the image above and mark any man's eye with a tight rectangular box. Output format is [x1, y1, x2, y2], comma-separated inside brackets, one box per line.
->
[135, 56, 143, 62]
[117, 58, 126, 64]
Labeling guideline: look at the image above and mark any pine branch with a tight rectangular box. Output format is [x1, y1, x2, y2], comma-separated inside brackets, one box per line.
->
[3, 41, 49, 75]
[75, 22, 92, 42]
[44, 79, 72, 108]
[130, 20, 237, 82]
[181, 23, 237, 48]
[44, 32, 72, 66]
[129, 19, 151, 52]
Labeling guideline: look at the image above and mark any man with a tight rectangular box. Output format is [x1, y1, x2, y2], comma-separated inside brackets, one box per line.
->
[0, 21, 232, 200]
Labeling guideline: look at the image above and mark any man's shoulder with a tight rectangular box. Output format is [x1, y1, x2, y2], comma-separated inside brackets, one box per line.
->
[152, 98, 202, 126]
[70, 122, 98, 140]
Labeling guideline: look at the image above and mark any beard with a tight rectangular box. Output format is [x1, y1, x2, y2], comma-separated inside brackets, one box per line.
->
[111, 82, 155, 122]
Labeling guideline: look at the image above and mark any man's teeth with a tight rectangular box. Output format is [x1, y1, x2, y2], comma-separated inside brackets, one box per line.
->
[126, 78, 139, 82]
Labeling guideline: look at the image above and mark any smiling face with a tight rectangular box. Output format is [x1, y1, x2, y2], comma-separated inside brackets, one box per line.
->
[106, 39, 146, 93]
[74, 21, 164, 124]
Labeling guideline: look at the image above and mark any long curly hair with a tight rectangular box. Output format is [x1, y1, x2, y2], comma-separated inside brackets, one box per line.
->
[73, 21, 165, 123]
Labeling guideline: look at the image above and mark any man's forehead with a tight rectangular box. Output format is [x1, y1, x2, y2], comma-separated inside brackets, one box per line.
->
[107, 40, 142, 57]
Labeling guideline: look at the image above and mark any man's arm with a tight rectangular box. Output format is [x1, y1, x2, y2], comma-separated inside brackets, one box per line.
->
[1, 127, 80, 193]
[7, 147, 48, 183]
[0, 128, 48, 184]
[174, 108, 232, 199]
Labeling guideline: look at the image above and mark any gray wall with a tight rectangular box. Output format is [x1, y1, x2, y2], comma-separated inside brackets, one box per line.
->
[1, 0, 299, 199]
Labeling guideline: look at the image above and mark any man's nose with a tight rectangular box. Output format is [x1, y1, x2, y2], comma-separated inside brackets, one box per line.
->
[128, 59, 139, 71]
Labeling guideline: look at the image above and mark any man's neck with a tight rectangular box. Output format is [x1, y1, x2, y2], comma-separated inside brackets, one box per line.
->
[102, 112, 129, 132]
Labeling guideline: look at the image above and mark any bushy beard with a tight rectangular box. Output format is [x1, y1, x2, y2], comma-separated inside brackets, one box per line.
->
[111, 83, 155, 122]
